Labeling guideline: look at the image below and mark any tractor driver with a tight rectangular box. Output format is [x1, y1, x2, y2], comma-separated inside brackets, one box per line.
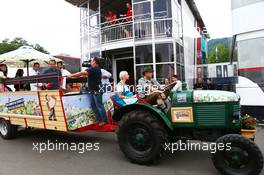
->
[137, 66, 167, 107]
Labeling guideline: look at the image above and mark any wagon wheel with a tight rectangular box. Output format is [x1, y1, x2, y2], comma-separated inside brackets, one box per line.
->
[0, 120, 18, 139]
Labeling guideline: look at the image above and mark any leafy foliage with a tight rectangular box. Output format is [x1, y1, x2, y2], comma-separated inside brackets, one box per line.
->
[208, 44, 230, 64]
[241, 114, 257, 130]
[0, 37, 49, 54]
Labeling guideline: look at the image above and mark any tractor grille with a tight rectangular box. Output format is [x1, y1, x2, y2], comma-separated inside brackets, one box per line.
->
[195, 104, 226, 127]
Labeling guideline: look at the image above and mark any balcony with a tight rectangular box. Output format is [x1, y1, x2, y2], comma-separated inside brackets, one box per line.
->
[100, 15, 172, 44]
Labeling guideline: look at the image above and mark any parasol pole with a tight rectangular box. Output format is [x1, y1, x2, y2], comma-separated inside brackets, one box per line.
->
[26, 60, 29, 76]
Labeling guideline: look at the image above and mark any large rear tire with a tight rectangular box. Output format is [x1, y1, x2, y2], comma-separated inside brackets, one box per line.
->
[117, 110, 168, 165]
[0, 120, 18, 139]
[212, 134, 263, 175]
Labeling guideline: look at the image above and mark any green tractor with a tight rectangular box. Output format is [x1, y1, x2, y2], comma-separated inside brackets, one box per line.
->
[113, 88, 263, 175]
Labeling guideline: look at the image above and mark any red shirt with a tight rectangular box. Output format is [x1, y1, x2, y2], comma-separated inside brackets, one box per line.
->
[126, 7, 132, 21]
[106, 14, 117, 24]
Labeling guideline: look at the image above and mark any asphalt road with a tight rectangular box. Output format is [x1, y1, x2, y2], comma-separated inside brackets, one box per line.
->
[0, 127, 263, 175]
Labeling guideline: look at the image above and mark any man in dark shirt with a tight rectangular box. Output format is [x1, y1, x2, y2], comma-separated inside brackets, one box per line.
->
[67, 57, 107, 126]
[41, 60, 62, 90]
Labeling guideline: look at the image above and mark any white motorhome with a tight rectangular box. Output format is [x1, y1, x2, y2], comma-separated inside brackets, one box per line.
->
[231, 0, 264, 121]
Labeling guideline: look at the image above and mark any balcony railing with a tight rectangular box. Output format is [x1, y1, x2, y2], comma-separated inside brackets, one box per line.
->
[101, 17, 133, 44]
[100, 15, 172, 44]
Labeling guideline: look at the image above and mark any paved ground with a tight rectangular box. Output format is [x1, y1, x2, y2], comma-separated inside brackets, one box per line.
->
[0, 127, 263, 175]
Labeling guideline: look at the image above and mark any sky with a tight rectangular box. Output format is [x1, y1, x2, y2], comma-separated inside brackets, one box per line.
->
[0, 0, 232, 57]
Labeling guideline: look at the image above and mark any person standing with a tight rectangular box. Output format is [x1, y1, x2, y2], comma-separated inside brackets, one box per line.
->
[101, 68, 112, 93]
[57, 61, 70, 90]
[67, 57, 107, 126]
[30, 62, 42, 90]
[125, 2, 132, 22]
[41, 60, 62, 90]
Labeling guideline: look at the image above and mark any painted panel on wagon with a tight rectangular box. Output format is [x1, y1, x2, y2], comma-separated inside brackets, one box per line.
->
[0, 92, 41, 117]
[39, 91, 68, 131]
[62, 93, 114, 131]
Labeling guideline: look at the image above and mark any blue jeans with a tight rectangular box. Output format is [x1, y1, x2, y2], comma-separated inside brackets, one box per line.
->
[90, 93, 107, 123]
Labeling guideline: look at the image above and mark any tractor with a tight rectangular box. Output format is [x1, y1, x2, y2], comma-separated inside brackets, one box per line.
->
[113, 88, 264, 175]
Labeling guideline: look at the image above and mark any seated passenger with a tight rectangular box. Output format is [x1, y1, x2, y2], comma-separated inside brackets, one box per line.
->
[171, 74, 182, 92]
[0, 64, 8, 92]
[104, 10, 118, 25]
[41, 60, 62, 90]
[14, 69, 29, 91]
[194, 77, 206, 90]
[112, 71, 137, 106]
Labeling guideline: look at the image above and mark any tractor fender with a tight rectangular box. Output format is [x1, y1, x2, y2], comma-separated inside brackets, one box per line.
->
[112, 104, 173, 131]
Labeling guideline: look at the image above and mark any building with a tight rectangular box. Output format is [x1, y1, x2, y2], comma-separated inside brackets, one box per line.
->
[66, 0, 208, 86]
[54, 55, 81, 73]
[231, 0, 264, 121]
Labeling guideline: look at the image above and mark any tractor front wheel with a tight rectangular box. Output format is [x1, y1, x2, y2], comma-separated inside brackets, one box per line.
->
[212, 134, 263, 175]
[117, 110, 168, 165]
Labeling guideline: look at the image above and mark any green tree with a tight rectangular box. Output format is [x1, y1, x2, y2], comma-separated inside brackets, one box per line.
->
[208, 44, 230, 64]
[0, 37, 49, 54]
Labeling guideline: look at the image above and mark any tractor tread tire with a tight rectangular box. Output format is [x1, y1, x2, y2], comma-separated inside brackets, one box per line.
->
[117, 110, 168, 165]
[212, 134, 263, 175]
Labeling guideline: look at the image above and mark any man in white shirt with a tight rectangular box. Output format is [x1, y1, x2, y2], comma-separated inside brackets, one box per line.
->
[29, 62, 42, 90]
[101, 69, 112, 93]
[171, 75, 182, 92]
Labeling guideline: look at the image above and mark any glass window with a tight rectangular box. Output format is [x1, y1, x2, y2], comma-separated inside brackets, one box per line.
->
[180, 45, 184, 64]
[176, 64, 181, 80]
[156, 64, 175, 83]
[133, 2, 151, 21]
[176, 43, 180, 63]
[90, 51, 100, 59]
[155, 43, 174, 62]
[136, 45, 153, 64]
[154, 20, 172, 37]
[136, 65, 153, 82]
[238, 37, 264, 68]
[90, 15, 100, 27]
[154, 0, 172, 19]
[181, 65, 185, 81]
[134, 21, 152, 39]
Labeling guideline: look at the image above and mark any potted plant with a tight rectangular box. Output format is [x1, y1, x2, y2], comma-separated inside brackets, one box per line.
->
[241, 114, 257, 139]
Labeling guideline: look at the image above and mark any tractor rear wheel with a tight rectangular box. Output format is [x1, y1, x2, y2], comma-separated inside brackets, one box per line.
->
[212, 134, 263, 175]
[117, 110, 168, 165]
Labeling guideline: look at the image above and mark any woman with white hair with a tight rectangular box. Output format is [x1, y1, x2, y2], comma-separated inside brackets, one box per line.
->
[112, 71, 137, 106]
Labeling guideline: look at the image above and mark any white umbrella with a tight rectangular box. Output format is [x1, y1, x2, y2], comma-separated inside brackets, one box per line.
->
[0, 46, 63, 75]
